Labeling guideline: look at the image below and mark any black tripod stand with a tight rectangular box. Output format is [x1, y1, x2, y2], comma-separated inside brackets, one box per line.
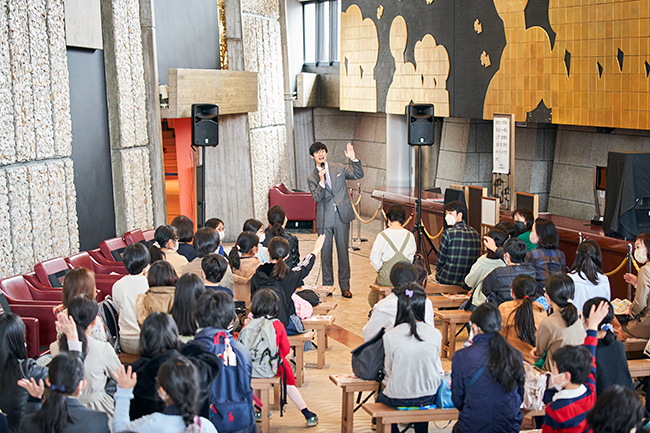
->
[411, 146, 438, 274]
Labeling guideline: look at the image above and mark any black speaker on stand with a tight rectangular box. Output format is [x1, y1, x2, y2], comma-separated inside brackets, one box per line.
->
[191, 104, 219, 228]
[407, 103, 437, 272]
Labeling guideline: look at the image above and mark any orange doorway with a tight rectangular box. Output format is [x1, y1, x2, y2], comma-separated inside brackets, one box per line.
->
[162, 119, 197, 227]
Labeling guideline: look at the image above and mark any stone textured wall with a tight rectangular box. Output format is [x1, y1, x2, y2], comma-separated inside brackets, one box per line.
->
[242, 0, 292, 218]
[102, 0, 154, 233]
[514, 124, 557, 212]
[0, 0, 79, 276]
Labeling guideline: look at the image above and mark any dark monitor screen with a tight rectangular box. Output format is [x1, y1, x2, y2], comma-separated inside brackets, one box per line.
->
[444, 188, 466, 205]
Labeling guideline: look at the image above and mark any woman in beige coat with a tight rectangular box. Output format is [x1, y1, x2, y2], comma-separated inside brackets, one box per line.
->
[228, 232, 262, 307]
[623, 233, 650, 338]
[135, 260, 178, 326]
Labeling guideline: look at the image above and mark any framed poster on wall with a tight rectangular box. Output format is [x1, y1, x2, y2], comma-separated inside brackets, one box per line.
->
[493, 114, 511, 174]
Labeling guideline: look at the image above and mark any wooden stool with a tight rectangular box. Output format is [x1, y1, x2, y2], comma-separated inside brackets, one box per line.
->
[429, 294, 469, 309]
[438, 310, 472, 359]
[362, 402, 459, 433]
[303, 315, 335, 368]
[287, 331, 314, 387]
[628, 358, 650, 377]
[118, 352, 139, 365]
[369, 284, 392, 302]
[297, 285, 335, 303]
[251, 377, 280, 433]
[330, 374, 378, 433]
[312, 300, 338, 316]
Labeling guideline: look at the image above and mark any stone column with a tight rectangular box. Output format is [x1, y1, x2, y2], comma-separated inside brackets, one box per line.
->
[386, 114, 411, 188]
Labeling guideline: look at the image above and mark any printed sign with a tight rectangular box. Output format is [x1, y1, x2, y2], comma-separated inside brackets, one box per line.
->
[493, 115, 511, 174]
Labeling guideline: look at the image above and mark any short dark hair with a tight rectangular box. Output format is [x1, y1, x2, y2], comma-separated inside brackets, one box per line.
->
[122, 243, 150, 275]
[503, 238, 528, 263]
[386, 204, 406, 225]
[171, 215, 195, 243]
[139, 312, 179, 358]
[194, 290, 235, 329]
[201, 253, 228, 284]
[486, 228, 509, 259]
[250, 288, 280, 318]
[242, 218, 263, 233]
[534, 218, 559, 249]
[443, 201, 467, 221]
[194, 227, 220, 258]
[552, 344, 593, 385]
[636, 233, 650, 261]
[205, 218, 223, 230]
[389, 261, 418, 289]
[513, 208, 534, 231]
[494, 221, 515, 238]
[309, 141, 328, 156]
[147, 260, 179, 287]
[587, 385, 645, 433]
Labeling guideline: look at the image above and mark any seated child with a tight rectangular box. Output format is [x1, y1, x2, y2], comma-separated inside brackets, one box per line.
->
[205, 217, 226, 256]
[202, 253, 234, 298]
[586, 385, 645, 433]
[542, 301, 609, 432]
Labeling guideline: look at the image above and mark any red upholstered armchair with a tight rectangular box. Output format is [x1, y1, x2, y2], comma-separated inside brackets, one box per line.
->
[99, 237, 128, 262]
[269, 184, 317, 233]
[66, 251, 128, 275]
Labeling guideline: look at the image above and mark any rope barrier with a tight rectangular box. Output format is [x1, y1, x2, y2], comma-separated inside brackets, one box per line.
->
[352, 195, 362, 206]
[351, 202, 382, 224]
[380, 208, 414, 228]
[633, 259, 640, 272]
[421, 222, 444, 240]
[604, 257, 628, 277]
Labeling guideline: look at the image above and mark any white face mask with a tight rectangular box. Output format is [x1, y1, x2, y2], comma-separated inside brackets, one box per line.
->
[258, 233, 266, 244]
[530, 232, 539, 245]
[445, 213, 457, 227]
[550, 372, 566, 392]
[218, 230, 226, 241]
[635, 247, 648, 264]
[171, 240, 179, 252]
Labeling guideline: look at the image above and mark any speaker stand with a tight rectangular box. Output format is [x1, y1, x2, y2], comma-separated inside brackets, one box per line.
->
[411, 146, 437, 274]
[195, 145, 206, 228]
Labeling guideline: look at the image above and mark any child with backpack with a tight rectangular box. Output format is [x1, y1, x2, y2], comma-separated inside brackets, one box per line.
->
[239, 289, 318, 427]
[192, 290, 256, 433]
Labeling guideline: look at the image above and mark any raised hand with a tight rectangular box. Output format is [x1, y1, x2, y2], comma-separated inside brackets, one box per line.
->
[111, 364, 137, 390]
[312, 234, 327, 255]
[624, 273, 638, 287]
[344, 142, 356, 161]
[587, 301, 611, 331]
[483, 236, 497, 252]
[56, 312, 78, 342]
[17, 377, 45, 399]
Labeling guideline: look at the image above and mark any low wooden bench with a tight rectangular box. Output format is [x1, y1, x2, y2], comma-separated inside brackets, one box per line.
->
[312, 300, 337, 316]
[624, 337, 648, 354]
[362, 402, 459, 433]
[426, 283, 467, 295]
[118, 352, 139, 365]
[628, 358, 650, 377]
[438, 310, 472, 359]
[330, 374, 378, 433]
[251, 377, 281, 433]
[303, 315, 335, 368]
[287, 331, 314, 387]
[430, 294, 469, 310]
[369, 284, 393, 302]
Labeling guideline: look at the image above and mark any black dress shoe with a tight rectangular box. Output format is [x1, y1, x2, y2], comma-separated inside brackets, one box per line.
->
[342, 290, 352, 298]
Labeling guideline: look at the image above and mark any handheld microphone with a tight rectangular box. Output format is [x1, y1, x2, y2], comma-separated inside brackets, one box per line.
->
[320, 162, 325, 169]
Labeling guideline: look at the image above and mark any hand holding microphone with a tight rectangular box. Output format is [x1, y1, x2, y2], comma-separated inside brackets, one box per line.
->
[318, 162, 326, 184]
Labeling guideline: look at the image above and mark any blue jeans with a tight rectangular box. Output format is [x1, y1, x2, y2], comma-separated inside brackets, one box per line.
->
[376, 392, 437, 433]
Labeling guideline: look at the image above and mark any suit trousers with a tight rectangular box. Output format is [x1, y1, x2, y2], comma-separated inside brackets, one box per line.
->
[319, 210, 351, 292]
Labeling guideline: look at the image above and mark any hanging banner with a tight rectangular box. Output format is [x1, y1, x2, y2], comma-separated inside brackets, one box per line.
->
[493, 114, 511, 174]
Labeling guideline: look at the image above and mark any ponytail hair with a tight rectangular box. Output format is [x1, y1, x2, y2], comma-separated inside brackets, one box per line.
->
[34, 352, 84, 433]
[228, 232, 259, 270]
[510, 274, 538, 347]
[583, 297, 616, 345]
[267, 205, 286, 238]
[59, 295, 98, 356]
[471, 303, 525, 393]
[156, 356, 200, 431]
[268, 237, 290, 281]
[394, 283, 426, 341]
[570, 240, 603, 285]
[149, 225, 178, 263]
[546, 273, 578, 327]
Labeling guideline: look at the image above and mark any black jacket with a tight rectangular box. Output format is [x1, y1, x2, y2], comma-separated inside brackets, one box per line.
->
[262, 229, 300, 269]
[250, 254, 315, 326]
[128, 349, 179, 420]
[0, 359, 48, 433]
[481, 264, 537, 305]
[22, 397, 109, 433]
[180, 340, 222, 418]
[177, 242, 196, 262]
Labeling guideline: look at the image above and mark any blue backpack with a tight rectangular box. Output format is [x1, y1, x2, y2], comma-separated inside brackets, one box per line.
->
[194, 329, 255, 433]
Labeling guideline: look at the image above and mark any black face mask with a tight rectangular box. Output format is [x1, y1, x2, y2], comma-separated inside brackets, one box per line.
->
[514, 221, 526, 233]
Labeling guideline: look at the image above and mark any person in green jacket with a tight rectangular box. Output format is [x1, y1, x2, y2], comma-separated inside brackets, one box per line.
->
[513, 208, 536, 252]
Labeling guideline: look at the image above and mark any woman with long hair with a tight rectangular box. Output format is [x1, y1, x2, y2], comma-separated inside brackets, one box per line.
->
[243, 218, 269, 263]
[582, 297, 633, 395]
[51, 295, 121, 419]
[228, 231, 262, 307]
[623, 233, 650, 338]
[112, 356, 217, 433]
[376, 283, 443, 433]
[148, 225, 187, 275]
[263, 205, 300, 268]
[535, 273, 585, 370]
[451, 303, 525, 432]
[498, 274, 547, 363]
[250, 235, 325, 330]
[57, 267, 108, 342]
[20, 352, 110, 433]
[569, 240, 611, 311]
[171, 273, 205, 342]
[525, 218, 566, 298]
[135, 260, 179, 326]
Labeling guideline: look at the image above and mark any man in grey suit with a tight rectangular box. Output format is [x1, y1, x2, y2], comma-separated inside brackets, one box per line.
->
[307, 141, 364, 298]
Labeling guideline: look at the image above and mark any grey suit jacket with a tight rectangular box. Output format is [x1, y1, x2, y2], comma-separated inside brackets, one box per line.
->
[307, 160, 364, 228]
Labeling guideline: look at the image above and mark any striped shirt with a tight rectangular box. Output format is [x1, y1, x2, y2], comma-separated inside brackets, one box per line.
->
[541, 330, 598, 433]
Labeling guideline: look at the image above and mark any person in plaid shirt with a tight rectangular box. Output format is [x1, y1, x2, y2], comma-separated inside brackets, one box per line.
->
[436, 201, 481, 287]
[525, 218, 566, 299]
